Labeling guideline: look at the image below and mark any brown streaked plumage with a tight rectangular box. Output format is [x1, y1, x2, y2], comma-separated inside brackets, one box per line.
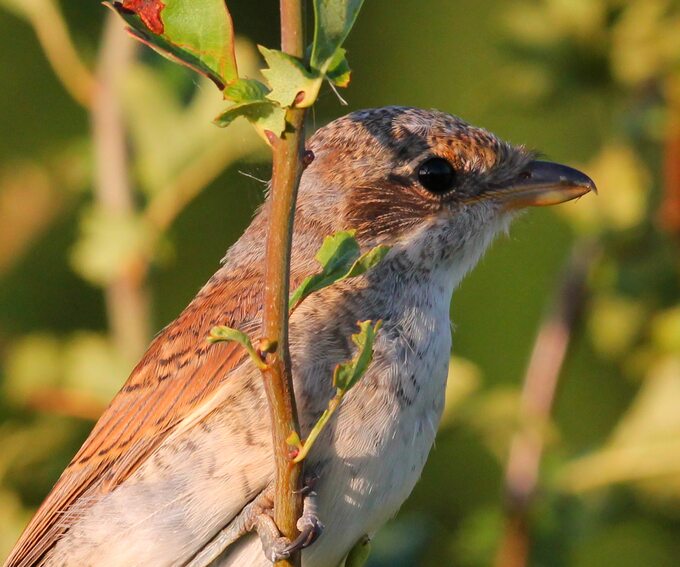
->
[5, 107, 594, 567]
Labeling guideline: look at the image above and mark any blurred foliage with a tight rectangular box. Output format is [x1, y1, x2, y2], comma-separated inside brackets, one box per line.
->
[1, 1, 680, 566]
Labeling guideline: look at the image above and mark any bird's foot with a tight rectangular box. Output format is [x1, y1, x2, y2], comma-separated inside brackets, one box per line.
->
[255, 482, 323, 562]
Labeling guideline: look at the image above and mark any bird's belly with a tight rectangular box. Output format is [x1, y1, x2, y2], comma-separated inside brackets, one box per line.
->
[301, 341, 450, 566]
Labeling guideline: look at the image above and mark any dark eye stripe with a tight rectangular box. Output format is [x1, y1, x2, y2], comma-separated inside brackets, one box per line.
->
[418, 157, 456, 194]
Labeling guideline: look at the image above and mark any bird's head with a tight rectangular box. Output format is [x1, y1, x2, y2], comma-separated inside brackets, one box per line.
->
[295, 106, 595, 287]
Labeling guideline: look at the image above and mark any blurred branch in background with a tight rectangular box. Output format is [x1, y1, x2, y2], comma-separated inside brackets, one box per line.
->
[495, 241, 599, 567]
[660, 86, 680, 239]
[0, 0, 94, 107]
[91, 14, 148, 363]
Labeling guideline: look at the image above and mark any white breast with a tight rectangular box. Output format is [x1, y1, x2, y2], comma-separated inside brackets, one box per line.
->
[297, 272, 454, 567]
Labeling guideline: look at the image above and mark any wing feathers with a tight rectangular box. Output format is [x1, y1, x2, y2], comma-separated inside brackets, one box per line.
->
[4, 270, 261, 567]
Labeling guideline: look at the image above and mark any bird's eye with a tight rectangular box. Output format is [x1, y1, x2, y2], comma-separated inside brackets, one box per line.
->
[417, 157, 457, 194]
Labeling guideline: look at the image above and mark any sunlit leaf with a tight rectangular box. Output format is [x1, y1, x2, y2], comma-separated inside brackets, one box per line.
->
[107, 0, 238, 89]
[333, 320, 382, 392]
[325, 47, 352, 87]
[259, 46, 323, 108]
[208, 325, 267, 369]
[311, 0, 365, 73]
[214, 99, 287, 138]
[289, 231, 390, 311]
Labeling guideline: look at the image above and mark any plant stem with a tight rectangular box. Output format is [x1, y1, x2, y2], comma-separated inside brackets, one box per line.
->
[293, 394, 343, 463]
[92, 15, 150, 364]
[494, 240, 598, 567]
[260, 2, 307, 566]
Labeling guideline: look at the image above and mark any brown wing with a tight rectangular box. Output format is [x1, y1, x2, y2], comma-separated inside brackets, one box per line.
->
[4, 267, 265, 567]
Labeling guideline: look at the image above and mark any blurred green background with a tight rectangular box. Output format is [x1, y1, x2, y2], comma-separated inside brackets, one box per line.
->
[1, 1, 680, 565]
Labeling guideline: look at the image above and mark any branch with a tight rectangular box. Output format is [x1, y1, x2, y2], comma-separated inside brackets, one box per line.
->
[659, 100, 680, 239]
[494, 240, 599, 567]
[4, 0, 95, 107]
[91, 15, 150, 363]
[259, 2, 307, 566]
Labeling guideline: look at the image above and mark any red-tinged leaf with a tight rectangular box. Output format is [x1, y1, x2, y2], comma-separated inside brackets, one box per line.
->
[122, 0, 165, 34]
[107, 0, 238, 89]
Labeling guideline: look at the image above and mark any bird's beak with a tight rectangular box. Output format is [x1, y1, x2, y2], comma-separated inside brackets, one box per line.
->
[490, 160, 596, 210]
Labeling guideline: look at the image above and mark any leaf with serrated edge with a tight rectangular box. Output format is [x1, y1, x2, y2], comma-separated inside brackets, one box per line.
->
[107, 0, 238, 89]
[208, 325, 266, 369]
[259, 46, 323, 108]
[333, 320, 382, 392]
[311, 0, 365, 72]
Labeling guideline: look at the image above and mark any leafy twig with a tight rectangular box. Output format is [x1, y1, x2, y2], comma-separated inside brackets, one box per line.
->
[287, 320, 382, 463]
[209, 326, 270, 371]
[259, 2, 308, 564]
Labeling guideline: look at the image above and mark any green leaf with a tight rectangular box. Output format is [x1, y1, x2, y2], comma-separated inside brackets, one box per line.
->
[344, 535, 372, 567]
[286, 430, 303, 450]
[259, 46, 323, 108]
[316, 229, 360, 271]
[106, 0, 238, 89]
[289, 231, 390, 312]
[224, 78, 270, 103]
[326, 48, 352, 87]
[333, 320, 382, 392]
[214, 100, 287, 138]
[344, 244, 391, 278]
[208, 326, 267, 370]
[216, 77, 287, 138]
[311, 0, 365, 72]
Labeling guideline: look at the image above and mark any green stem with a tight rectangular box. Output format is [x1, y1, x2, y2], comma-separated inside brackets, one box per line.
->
[292, 393, 343, 463]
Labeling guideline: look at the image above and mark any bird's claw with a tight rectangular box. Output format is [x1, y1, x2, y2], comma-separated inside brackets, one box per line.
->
[282, 508, 324, 555]
[256, 485, 323, 561]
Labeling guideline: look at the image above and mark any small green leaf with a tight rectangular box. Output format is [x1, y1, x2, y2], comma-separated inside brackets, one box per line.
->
[107, 0, 238, 89]
[259, 46, 323, 108]
[333, 320, 382, 392]
[311, 0, 365, 72]
[316, 229, 360, 271]
[344, 535, 372, 567]
[326, 48, 352, 87]
[214, 100, 287, 138]
[286, 430, 302, 450]
[224, 78, 270, 103]
[344, 245, 390, 278]
[217, 77, 288, 138]
[289, 231, 390, 312]
[208, 326, 267, 370]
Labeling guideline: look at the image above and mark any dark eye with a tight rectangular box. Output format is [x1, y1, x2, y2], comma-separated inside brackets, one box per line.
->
[417, 157, 457, 194]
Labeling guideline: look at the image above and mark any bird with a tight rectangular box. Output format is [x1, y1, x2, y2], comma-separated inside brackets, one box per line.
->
[4, 106, 595, 567]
